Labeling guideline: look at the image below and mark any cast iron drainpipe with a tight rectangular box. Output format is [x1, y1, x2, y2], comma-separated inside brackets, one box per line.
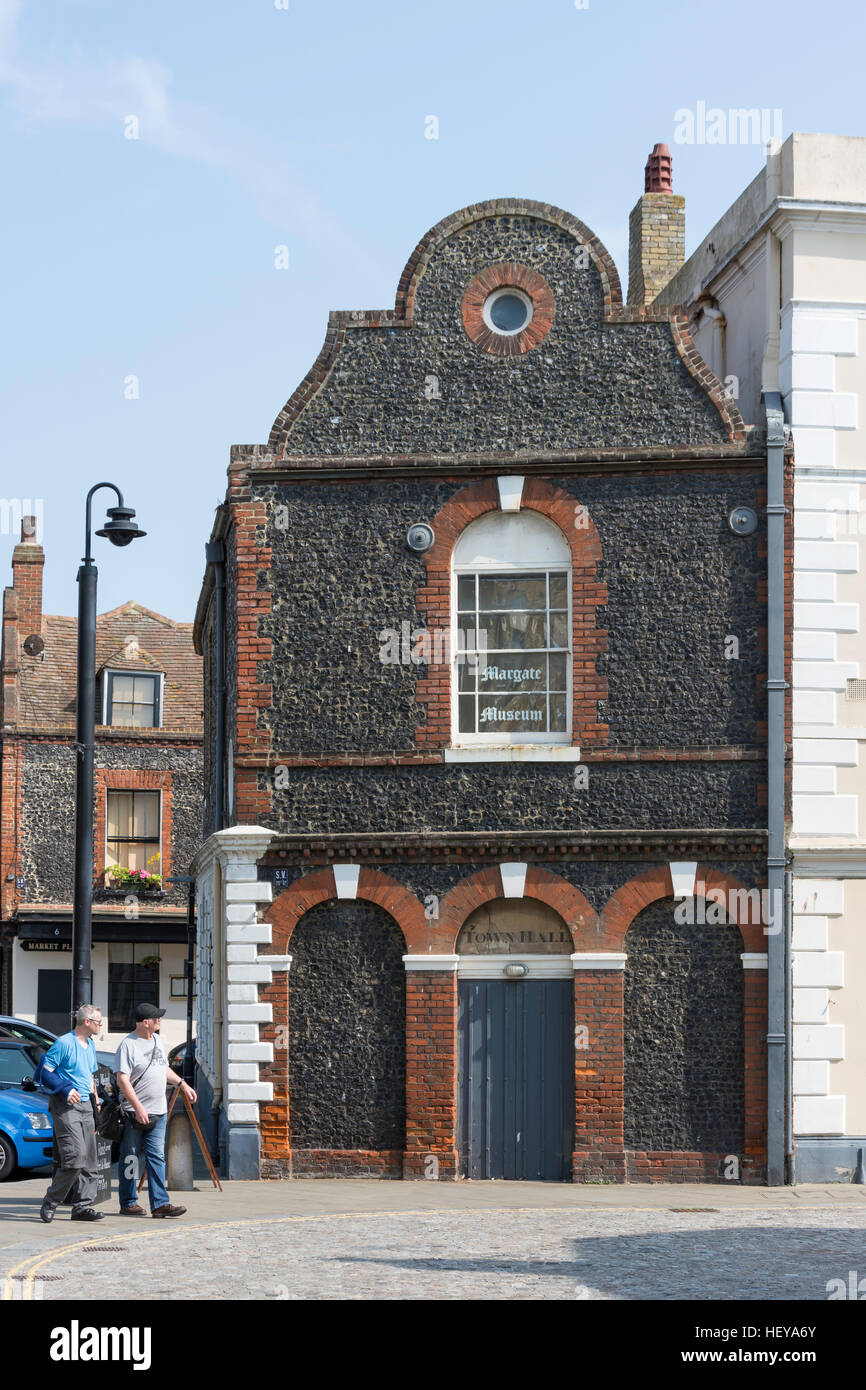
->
[786, 868, 795, 1183]
[764, 390, 789, 1185]
[205, 540, 226, 1131]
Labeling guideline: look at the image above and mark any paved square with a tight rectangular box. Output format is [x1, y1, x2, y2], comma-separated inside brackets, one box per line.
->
[2, 1178, 865, 1300]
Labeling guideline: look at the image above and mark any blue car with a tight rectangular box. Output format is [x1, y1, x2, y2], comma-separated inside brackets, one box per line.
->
[0, 1040, 54, 1180]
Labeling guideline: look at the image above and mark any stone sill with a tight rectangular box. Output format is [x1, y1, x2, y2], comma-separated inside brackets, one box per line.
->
[99, 888, 166, 899]
[444, 746, 582, 763]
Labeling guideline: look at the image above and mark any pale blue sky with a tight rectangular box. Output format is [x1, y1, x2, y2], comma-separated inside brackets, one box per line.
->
[2, 0, 864, 623]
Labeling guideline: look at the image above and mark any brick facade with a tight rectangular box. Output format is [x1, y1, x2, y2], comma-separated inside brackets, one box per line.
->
[0, 521, 203, 1025]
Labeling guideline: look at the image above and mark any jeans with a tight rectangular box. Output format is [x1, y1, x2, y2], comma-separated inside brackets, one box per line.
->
[118, 1113, 169, 1212]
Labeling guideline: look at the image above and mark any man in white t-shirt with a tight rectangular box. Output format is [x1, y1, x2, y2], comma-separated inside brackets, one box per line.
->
[115, 1003, 197, 1218]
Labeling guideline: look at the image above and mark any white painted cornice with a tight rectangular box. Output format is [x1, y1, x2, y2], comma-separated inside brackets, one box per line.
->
[781, 299, 866, 320]
[772, 201, 866, 241]
[790, 845, 866, 875]
[677, 198, 866, 307]
[741, 953, 769, 969]
[191, 824, 276, 876]
[792, 727, 866, 739]
[571, 952, 628, 971]
[403, 954, 459, 971]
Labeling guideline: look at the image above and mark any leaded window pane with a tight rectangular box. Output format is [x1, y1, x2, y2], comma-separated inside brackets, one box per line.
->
[478, 574, 547, 610]
[457, 576, 476, 611]
[549, 572, 568, 608]
[549, 612, 569, 648]
[458, 695, 475, 733]
[479, 613, 547, 650]
[549, 653, 568, 691]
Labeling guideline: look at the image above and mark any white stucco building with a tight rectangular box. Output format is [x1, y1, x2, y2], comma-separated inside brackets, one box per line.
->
[659, 132, 866, 1181]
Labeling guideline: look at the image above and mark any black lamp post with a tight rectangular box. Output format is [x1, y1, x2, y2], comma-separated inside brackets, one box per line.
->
[71, 483, 146, 1019]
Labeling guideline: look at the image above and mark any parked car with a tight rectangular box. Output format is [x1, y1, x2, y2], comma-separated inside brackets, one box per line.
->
[0, 1039, 54, 1180]
[168, 1038, 196, 1083]
[0, 1015, 115, 1075]
[0, 1016, 57, 1050]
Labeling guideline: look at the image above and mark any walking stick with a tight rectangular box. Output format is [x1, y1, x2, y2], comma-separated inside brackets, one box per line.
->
[136, 1086, 222, 1193]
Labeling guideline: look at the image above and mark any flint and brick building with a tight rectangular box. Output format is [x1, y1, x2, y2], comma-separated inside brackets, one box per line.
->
[0, 521, 203, 1051]
[192, 155, 793, 1182]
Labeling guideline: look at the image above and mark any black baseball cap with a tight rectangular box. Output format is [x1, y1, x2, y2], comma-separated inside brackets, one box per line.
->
[135, 1003, 166, 1020]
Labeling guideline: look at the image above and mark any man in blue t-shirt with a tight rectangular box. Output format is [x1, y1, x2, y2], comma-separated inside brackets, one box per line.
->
[39, 1003, 105, 1224]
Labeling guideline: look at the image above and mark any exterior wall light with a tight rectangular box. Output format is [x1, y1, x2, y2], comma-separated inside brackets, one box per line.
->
[504, 962, 529, 978]
[407, 523, 435, 553]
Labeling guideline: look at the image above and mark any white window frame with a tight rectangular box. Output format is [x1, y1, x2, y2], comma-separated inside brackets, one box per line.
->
[105, 788, 163, 880]
[451, 527, 572, 749]
[101, 669, 164, 729]
[482, 286, 534, 337]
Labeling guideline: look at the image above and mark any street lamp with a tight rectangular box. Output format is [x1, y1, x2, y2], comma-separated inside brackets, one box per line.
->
[72, 484, 146, 1019]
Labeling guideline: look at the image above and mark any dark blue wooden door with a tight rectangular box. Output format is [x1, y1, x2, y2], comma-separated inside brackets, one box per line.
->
[458, 979, 574, 1180]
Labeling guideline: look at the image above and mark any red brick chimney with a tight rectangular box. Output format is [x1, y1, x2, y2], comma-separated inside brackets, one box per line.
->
[627, 143, 685, 305]
[11, 516, 44, 639]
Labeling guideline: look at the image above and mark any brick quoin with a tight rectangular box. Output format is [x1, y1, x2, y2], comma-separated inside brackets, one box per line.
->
[231, 505, 274, 824]
[572, 970, 626, 1182]
[417, 477, 609, 748]
[403, 970, 458, 1179]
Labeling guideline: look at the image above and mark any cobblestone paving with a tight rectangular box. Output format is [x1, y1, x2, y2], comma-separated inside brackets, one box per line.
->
[4, 1207, 866, 1300]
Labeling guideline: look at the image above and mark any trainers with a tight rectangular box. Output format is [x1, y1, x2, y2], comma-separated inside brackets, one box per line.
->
[119, 1204, 146, 1216]
[71, 1208, 105, 1221]
[39, 1201, 56, 1224]
[151, 1204, 186, 1218]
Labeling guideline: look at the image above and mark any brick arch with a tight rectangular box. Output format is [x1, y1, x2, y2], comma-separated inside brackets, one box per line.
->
[416, 476, 609, 747]
[433, 864, 598, 954]
[598, 864, 767, 952]
[397, 198, 623, 322]
[263, 866, 428, 953]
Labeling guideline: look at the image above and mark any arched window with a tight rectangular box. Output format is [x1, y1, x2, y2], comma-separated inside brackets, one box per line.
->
[452, 510, 571, 745]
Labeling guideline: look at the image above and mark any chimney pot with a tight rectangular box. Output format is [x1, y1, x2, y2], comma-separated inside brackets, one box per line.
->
[645, 142, 673, 193]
